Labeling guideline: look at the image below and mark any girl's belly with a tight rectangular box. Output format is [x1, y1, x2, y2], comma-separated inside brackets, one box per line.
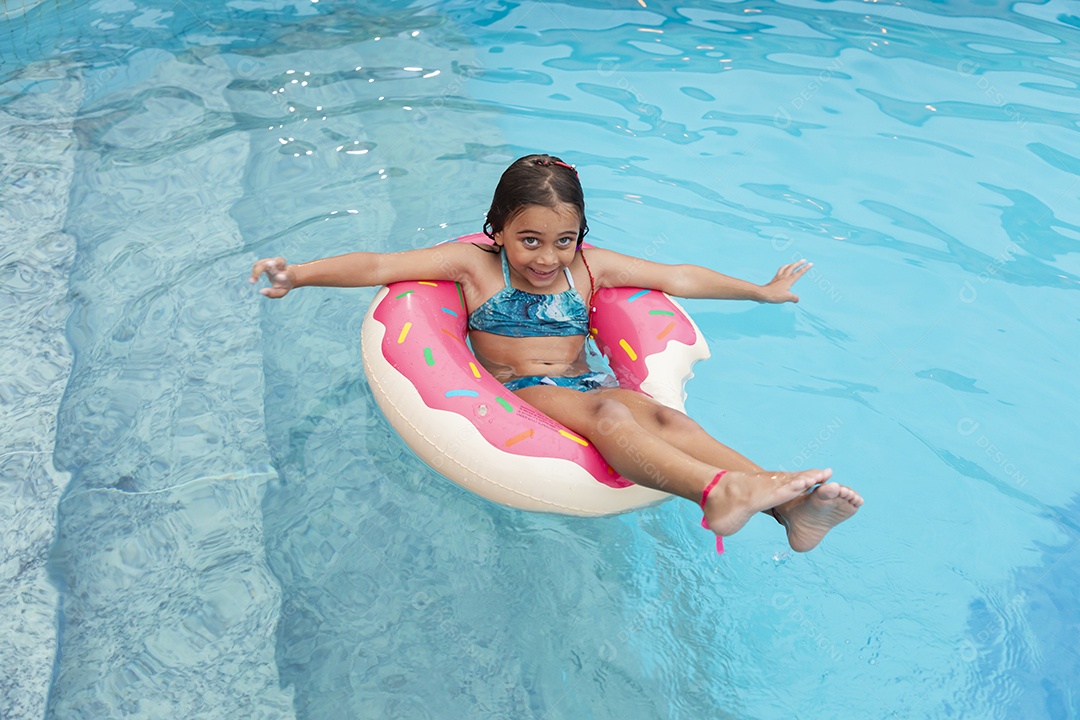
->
[469, 331, 589, 382]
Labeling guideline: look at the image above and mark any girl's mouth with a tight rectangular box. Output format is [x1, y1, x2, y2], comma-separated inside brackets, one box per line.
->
[528, 266, 558, 280]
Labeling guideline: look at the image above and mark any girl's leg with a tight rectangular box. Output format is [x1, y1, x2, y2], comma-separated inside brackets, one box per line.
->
[592, 388, 786, 523]
[592, 388, 764, 473]
[512, 385, 828, 538]
[588, 388, 864, 551]
[514, 385, 862, 551]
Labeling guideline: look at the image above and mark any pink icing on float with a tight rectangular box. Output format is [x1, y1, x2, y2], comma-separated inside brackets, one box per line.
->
[360, 234, 710, 515]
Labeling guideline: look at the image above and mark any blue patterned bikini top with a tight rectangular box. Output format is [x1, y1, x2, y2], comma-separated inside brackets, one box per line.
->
[467, 250, 590, 338]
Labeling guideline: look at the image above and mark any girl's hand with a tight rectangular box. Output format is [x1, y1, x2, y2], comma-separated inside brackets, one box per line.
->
[759, 260, 812, 303]
[250, 257, 295, 298]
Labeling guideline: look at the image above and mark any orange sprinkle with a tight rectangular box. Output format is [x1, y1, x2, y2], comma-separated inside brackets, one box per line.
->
[418, 281, 438, 286]
[504, 429, 535, 447]
[656, 321, 675, 340]
[440, 327, 467, 346]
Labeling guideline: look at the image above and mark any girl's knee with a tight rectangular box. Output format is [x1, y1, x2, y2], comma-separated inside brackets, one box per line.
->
[589, 396, 633, 433]
[609, 389, 694, 430]
[653, 405, 695, 431]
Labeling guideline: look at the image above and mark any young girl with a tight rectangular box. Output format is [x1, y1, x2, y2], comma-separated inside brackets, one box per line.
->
[250, 154, 862, 553]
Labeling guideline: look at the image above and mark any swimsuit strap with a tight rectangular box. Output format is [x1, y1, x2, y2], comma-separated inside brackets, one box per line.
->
[580, 249, 595, 306]
[563, 265, 576, 289]
[700, 470, 727, 555]
[499, 247, 512, 286]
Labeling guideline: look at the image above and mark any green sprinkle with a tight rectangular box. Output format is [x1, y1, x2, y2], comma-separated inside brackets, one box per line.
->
[649, 309, 675, 316]
[495, 397, 514, 412]
[395, 290, 414, 299]
[423, 348, 434, 366]
[457, 283, 466, 310]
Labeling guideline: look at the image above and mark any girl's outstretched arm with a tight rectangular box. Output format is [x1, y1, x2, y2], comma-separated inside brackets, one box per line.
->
[250, 243, 478, 299]
[585, 248, 810, 303]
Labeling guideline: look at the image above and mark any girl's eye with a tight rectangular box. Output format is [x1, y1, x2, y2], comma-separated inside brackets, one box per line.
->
[522, 237, 540, 247]
[556, 237, 574, 247]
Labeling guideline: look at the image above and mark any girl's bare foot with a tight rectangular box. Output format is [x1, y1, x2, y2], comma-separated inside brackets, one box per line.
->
[703, 468, 833, 538]
[774, 481, 863, 552]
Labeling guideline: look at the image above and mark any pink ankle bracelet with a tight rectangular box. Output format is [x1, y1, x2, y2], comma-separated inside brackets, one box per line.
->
[700, 470, 727, 555]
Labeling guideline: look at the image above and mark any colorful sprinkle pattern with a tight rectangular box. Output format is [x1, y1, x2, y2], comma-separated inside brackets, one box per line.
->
[372, 233, 700, 489]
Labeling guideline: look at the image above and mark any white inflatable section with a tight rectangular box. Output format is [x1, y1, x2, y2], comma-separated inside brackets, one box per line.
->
[638, 296, 711, 408]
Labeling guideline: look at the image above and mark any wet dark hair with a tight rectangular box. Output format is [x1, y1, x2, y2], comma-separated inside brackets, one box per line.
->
[482, 154, 589, 250]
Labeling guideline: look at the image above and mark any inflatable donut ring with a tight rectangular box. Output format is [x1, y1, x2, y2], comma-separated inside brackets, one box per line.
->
[360, 233, 710, 515]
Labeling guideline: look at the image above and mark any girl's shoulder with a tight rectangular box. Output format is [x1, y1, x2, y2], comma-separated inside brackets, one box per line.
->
[453, 240, 502, 275]
[370, 240, 498, 288]
[579, 246, 636, 276]
[434, 240, 504, 298]
[580, 246, 677, 291]
[422, 239, 497, 274]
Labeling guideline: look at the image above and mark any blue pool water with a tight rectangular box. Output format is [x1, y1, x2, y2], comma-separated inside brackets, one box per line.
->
[2, 0, 1078, 718]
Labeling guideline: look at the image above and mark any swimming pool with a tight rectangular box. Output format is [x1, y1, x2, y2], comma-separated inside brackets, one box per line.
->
[2, 0, 1077, 717]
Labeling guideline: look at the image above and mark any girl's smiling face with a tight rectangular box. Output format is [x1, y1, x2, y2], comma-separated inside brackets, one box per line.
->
[494, 203, 581, 289]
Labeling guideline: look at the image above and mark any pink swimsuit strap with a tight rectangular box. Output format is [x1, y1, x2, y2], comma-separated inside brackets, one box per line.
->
[700, 470, 727, 554]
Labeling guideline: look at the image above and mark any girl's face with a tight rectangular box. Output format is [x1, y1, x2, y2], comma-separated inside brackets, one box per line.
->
[494, 203, 581, 289]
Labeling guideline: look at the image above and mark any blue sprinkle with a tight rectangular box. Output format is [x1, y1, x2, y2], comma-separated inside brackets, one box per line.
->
[441, 307, 459, 317]
[627, 289, 651, 302]
[445, 389, 479, 398]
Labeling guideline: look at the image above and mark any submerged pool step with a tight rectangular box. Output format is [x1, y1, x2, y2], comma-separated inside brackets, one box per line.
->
[41, 51, 295, 719]
[0, 59, 82, 720]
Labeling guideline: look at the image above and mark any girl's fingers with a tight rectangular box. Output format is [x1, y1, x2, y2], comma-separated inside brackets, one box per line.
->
[777, 260, 812, 278]
[250, 261, 293, 300]
[250, 257, 286, 283]
[260, 285, 288, 298]
[250, 259, 269, 282]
